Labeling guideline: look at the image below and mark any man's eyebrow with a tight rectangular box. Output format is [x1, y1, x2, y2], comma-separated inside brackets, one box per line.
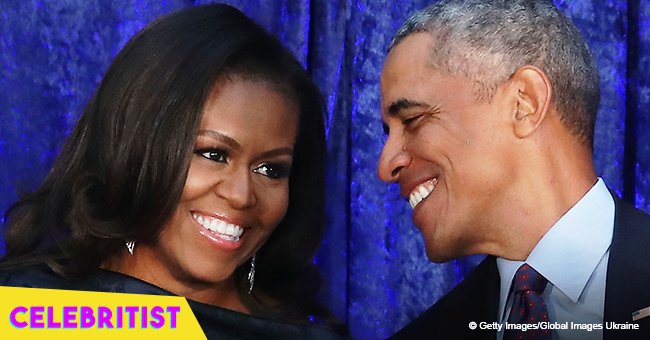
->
[387, 98, 431, 116]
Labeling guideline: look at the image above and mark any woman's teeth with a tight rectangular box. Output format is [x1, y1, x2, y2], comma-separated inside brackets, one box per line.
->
[409, 178, 438, 209]
[193, 213, 244, 242]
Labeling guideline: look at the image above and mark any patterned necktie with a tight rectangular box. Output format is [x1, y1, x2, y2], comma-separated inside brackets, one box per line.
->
[503, 264, 552, 340]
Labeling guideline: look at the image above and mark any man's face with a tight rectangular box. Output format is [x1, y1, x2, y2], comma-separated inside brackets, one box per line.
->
[378, 33, 516, 262]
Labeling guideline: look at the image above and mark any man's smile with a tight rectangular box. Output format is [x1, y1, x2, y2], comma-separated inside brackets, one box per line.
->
[408, 178, 438, 209]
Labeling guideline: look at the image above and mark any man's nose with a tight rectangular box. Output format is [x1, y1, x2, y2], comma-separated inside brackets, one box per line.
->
[377, 136, 411, 183]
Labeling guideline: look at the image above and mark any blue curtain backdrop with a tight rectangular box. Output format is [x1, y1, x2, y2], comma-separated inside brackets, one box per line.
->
[1, 0, 649, 339]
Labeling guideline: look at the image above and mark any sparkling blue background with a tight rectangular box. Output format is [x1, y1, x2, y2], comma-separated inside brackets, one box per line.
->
[1, 1, 649, 339]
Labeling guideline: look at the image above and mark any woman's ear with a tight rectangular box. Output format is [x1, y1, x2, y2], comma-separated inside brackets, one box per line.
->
[509, 65, 552, 139]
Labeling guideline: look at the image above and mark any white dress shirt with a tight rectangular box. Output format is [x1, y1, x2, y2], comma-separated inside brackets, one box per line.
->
[496, 178, 615, 340]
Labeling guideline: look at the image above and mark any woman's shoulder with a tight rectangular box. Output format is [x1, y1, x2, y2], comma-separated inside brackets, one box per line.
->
[0, 263, 74, 289]
[0, 263, 172, 296]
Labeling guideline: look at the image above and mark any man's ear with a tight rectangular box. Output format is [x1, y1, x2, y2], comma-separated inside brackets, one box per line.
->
[509, 66, 552, 139]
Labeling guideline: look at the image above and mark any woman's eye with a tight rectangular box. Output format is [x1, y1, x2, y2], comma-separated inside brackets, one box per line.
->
[253, 163, 290, 179]
[198, 150, 228, 163]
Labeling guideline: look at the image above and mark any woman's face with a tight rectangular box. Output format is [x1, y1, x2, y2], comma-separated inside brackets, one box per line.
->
[130, 77, 298, 304]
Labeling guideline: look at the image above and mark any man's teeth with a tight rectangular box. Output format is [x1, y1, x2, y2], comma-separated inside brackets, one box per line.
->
[193, 213, 244, 241]
[409, 178, 438, 209]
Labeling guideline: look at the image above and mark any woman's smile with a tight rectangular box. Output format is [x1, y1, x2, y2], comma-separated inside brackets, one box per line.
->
[192, 211, 245, 249]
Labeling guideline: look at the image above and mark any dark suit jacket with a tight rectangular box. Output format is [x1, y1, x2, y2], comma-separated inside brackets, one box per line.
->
[390, 197, 650, 339]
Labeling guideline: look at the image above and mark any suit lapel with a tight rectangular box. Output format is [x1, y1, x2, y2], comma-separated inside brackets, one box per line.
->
[450, 255, 500, 339]
[482, 256, 500, 324]
[604, 197, 650, 339]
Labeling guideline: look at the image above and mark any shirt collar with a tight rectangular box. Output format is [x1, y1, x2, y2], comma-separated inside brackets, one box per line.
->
[497, 178, 614, 317]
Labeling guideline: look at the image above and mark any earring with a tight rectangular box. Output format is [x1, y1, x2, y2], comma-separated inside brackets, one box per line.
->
[125, 241, 135, 255]
[247, 254, 256, 294]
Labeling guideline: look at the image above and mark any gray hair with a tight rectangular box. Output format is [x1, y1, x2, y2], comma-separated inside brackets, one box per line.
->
[389, 0, 600, 146]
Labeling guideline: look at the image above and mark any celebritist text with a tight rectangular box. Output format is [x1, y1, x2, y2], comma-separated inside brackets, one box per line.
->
[9, 305, 180, 329]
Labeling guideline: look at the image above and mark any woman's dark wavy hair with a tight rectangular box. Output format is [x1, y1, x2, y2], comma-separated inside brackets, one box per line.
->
[1, 4, 326, 322]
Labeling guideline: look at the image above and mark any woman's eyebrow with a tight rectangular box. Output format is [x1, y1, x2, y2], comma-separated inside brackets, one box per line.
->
[258, 147, 294, 159]
[198, 129, 240, 150]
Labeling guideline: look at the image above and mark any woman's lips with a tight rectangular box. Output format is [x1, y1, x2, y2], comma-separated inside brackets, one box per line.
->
[191, 212, 245, 250]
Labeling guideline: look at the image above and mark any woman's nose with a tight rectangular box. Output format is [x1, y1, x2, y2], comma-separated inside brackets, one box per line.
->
[214, 168, 257, 210]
